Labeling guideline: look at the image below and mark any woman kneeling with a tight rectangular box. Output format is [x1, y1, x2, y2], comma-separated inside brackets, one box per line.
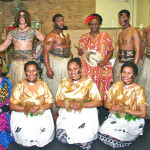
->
[98, 61, 148, 148]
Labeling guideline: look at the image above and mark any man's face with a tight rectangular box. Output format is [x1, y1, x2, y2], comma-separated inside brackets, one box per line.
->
[118, 13, 130, 26]
[54, 17, 64, 30]
[19, 12, 26, 25]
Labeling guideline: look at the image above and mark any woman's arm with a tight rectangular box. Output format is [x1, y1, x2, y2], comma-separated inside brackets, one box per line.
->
[56, 100, 66, 108]
[99, 50, 113, 67]
[125, 104, 147, 118]
[83, 101, 102, 108]
[10, 103, 25, 112]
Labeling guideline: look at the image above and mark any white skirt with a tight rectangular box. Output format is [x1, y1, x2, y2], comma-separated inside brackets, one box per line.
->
[99, 113, 144, 142]
[57, 108, 99, 144]
[10, 110, 54, 147]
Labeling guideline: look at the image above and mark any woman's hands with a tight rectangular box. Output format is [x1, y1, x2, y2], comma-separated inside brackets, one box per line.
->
[29, 105, 40, 113]
[111, 104, 123, 112]
[70, 101, 82, 110]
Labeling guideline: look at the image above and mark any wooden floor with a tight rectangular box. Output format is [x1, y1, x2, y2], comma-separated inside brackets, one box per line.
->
[7, 107, 150, 150]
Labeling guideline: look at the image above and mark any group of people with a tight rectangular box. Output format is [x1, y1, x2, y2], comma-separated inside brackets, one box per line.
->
[0, 8, 149, 150]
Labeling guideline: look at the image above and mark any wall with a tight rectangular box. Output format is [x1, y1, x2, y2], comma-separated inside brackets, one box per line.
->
[136, 0, 150, 27]
[2, 0, 95, 35]
[96, 0, 132, 27]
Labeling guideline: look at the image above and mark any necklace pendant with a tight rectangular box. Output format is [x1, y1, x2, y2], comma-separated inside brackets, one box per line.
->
[60, 33, 64, 39]
[74, 81, 78, 84]
[125, 85, 129, 88]
[29, 82, 34, 86]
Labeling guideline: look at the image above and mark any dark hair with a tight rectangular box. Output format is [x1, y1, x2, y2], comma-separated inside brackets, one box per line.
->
[53, 14, 64, 22]
[90, 13, 103, 25]
[118, 9, 130, 18]
[67, 57, 81, 69]
[14, 10, 31, 27]
[121, 61, 138, 77]
[24, 61, 39, 72]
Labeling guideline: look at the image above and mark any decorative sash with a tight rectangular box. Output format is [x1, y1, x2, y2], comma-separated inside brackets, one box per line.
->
[11, 50, 33, 61]
[146, 46, 150, 58]
[49, 48, 70, 58]
[118, 50, 135, 63]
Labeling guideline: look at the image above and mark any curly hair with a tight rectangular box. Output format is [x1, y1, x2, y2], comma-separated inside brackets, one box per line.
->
[14, 10, 31, 27]
[24, 61, 39, 72]
[52, 14, 63, 22]
[118, 9, 130, 18]
[67, 57, 81, 69]
[121, 61, 138, 77]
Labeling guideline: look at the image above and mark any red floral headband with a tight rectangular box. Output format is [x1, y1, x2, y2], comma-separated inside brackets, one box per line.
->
[85, 15, 100, 24]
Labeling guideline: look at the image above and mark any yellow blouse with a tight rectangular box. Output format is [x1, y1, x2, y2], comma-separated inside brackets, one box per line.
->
[107, 81, 148, 110]
[55, 77, 101, 102]
[10, 79, 53, 105]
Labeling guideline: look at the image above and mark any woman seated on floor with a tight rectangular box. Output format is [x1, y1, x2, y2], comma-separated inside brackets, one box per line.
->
[98, 61, 148, 149]
[55, 57, 102, 150]
[0, 69, 14, 150]
[10, 61, 54, 147]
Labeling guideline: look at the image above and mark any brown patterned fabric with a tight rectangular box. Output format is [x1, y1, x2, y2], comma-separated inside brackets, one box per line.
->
[146, 46, 150, 58]
[118, 50, 135, 63]
[11, 50, 33, 61]
[49, 48, 70, 58]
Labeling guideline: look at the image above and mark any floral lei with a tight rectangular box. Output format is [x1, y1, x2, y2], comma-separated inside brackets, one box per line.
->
[85, 15, 100, 24]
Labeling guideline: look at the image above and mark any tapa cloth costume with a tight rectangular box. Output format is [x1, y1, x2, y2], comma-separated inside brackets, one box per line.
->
[78, 32, 114, 100]
[55, 77, 102, 149]
[10, 80, 54, 147]
[113, 49, 141, 83]
[0, 77, 14, 150]
[99, 81, 148, 148]
[42, 48, 71, 114]
[8, 28, 36, 86]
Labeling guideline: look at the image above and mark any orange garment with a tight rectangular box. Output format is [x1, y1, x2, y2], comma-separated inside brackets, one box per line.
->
[78, 32, 114, 100]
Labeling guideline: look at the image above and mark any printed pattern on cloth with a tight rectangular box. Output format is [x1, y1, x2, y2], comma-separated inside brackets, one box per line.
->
[78, 32, 114, 100]
[56, 129, 93, 150]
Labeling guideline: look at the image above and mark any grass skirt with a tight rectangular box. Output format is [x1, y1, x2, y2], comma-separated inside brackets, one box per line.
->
[41, 54, 70, 114]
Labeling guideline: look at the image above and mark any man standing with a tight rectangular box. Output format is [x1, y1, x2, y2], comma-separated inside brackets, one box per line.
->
[113, 9, 141, 83]
[0, 10, 44, 86]
[42, 14, 71, 115]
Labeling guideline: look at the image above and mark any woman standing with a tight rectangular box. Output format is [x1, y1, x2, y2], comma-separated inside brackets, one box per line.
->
[99, 61, 148, 148]
[78, 14, 114, 100]
[10, 61, 54, 147]
[56, 57, 102, 150]
[0, 70, 14, 150]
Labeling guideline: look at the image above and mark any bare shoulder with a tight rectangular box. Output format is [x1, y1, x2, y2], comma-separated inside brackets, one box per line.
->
[130, 26, 140, 36]
[44, 31, 55, 41]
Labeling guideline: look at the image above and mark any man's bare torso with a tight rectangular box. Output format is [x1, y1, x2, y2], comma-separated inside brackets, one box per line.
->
[47, 31, 71, 50]
[9, 27, 36, 50]
[118, 26, 137, 50]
